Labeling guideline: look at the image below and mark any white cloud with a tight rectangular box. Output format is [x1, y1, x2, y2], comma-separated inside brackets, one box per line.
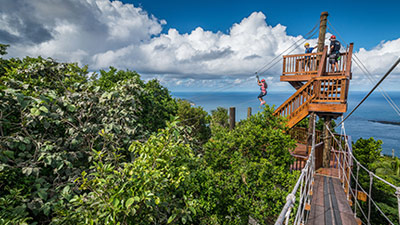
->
[1, 0, 399, 91]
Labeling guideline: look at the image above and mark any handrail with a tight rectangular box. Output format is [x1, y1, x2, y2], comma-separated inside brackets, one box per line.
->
[283, 52, 323, 58]
[274, 75, 349, 125]
[282, 52, 323, 76]
[275, 119, 317, 225]
[281, 45, 354, 78]
[273, 79, 315, 116]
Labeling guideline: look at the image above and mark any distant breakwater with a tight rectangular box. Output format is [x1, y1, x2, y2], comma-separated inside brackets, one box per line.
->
[369, 120, 400, 126]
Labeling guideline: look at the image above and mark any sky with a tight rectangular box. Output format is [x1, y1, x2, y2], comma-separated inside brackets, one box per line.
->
[0, 0, 399, 92]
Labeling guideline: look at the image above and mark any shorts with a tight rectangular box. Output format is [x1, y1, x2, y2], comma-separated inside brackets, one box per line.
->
[329, 53, 339, 64]
[258, 91, 267, 98]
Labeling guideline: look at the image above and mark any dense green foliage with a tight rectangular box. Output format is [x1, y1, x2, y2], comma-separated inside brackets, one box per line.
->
[202, 106, 297, 224]
[176, 99, 211, 146]
[0, 46, 297, 224]
[352, 137, 400, 224]
[0, 44, 9, 56]
[210, 107, 229, 129]
[0, 52, 177, 224]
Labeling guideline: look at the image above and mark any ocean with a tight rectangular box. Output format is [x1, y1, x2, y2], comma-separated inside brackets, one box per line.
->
[172, 91, 400, 156]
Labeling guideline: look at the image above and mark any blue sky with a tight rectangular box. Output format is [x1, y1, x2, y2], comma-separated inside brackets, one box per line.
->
[123, 0, 400, 51]
[1, 0, 399, 92]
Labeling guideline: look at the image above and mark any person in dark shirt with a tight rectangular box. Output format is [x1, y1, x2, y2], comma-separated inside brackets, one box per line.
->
[329, 35, 341, 72]
[304, 43, 317, 71]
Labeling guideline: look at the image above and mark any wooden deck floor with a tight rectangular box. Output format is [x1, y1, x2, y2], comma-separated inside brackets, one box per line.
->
[292, 143, 308, 156]
[307, 175, 359, 225]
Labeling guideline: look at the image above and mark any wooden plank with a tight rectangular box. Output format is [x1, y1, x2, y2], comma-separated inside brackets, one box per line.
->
[283, 52, 323, 58]
[280, 75, 317, 82]
[317, 46, 328, 77]
[308, 103, 347, 113]
[345, 44, 353, 78]
[307, 175, 325, 225]
[312, 100, 344, 103]
[332, 177, 358, 225]
[307, 205, 325, 225]
[323, 177, 333, 225]
[314, 75, 347, 80]
[287, 103, 310, 128]
[328, 177, 343, 225]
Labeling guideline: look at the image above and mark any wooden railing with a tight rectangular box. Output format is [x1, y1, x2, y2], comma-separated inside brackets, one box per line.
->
[282, 52, 323, 76]
[274, 75, 349, 128]
[274, 78, 317, 119]
[313, 76, 349, 103]
[281, 44, 353, 80]
[325, 52, 348, 75]
[325, 44, 354, 77]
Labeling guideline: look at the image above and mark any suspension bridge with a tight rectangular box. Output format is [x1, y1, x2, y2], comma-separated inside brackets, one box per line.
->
[271, 12, 400, 225]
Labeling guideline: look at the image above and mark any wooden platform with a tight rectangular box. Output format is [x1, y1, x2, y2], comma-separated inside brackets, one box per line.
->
[307, 175, 358, 225]
[292, 143, 308, 157]
[316, 167, 340, 178]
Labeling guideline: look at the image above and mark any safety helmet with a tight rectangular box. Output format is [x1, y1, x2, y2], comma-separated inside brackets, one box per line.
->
[330, 35, 336, 40]
[261, 79, 265, 82]
[304, 43, 310, 47]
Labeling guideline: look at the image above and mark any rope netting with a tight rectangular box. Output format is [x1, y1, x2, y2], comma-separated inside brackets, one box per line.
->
[327, 120, 400, 225]
[274, 119, 317, 225]
[275, 119, 400, 225]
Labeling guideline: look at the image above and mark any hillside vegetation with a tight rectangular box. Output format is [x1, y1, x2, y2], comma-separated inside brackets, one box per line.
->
[0, 44, 297, 225]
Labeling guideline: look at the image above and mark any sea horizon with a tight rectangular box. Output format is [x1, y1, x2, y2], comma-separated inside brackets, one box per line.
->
[172, 90, 400, 156]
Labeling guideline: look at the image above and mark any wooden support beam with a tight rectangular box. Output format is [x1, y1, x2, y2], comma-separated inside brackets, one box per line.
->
[281, 75, 316, 82]
[317, 12, 329, 53]
[323, 116, 332, 168]
[229, 107, 235, 130]
[247, 107, 252, 118]
[346, 43, 354, 79]
[308, 103, 347, 113]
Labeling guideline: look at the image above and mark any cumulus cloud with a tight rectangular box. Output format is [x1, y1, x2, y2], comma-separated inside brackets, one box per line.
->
[1, 0, 163, 64]
[1, 0, 399, 91]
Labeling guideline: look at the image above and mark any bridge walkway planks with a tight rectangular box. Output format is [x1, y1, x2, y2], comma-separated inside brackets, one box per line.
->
[307, 174, 359, 225]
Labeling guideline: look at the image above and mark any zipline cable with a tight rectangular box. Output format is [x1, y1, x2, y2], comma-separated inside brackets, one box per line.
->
[254, 21, 319, 74]
[335, 57, 400, 128]
[187, 23, 319, 102]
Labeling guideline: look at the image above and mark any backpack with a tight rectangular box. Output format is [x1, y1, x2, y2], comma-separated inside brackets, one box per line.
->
[333, 40, 341, 52]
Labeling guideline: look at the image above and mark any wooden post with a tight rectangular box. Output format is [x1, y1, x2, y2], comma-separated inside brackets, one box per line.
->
[307, 113, 316, 154]
[323, 116, 332, 168]
[247, 107, 252, 118]
[229, 107, 236, 130]
[345, 43, 354, 78]
[307, 12, 328, 155]
[317, 12, 329, 53]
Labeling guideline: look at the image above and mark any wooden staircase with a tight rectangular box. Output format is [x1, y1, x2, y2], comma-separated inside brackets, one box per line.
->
[273, 44, 353, 128]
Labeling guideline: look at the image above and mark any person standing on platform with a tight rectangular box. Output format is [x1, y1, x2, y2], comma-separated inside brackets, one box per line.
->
[329, 35, 341, 72]
[304, 43, 317, 71]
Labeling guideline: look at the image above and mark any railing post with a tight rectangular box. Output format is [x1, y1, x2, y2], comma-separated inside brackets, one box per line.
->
[345, 43, 354, 79]
[396, 187, 400, 224]
[367, 172, 373, 225]
[317, 46, 328, 76]
[247, 107, 252, 118]
[307, 113, 316, 154]
[283, 57, 286, 75]
[229, 107, 236, 130]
